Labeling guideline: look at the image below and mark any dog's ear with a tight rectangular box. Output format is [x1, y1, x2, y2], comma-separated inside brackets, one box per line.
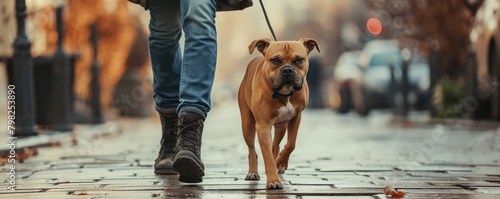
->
[299, 38, 321, 54]
[249, 38, 271, 55]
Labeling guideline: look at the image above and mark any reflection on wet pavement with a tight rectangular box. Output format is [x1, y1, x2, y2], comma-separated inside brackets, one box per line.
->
[0, 104, 499, 198]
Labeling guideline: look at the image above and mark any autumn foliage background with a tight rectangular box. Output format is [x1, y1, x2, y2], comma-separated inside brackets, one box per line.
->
[367, 0, 484, 78]
[0, 0, 490, 119]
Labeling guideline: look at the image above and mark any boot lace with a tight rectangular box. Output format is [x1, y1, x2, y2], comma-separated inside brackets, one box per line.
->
[157, 116, 177, 159]
[177, 114, 203, 154]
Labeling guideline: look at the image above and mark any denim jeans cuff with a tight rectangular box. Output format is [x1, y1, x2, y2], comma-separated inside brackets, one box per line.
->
[179, 107, 206, 119]
[155, 106, 177, 115]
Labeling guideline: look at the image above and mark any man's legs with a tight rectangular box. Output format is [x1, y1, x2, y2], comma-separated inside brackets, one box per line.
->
[148, 0, 181, 175]
[172, 0, 217, 183]
[178, 0, 217, 115]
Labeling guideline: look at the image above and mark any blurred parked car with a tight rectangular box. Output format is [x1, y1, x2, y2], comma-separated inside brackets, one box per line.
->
[349, 39, 431, 116]
[331, 51, 361, 113]
[469, 0, 500, 120]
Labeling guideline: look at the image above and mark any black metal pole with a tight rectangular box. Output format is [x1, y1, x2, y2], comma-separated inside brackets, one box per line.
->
[90, 24, 103, 124]
[465, 45, 478, 119]
[12, 0, 38, 136]
[429, 50, 438, 117]
[49, 7, 73, 131]
[389, 63, 396, 111]
[401, 59, 409, 118]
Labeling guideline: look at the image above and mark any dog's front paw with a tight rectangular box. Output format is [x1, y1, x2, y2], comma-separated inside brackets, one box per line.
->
[245, 173, 260, 181]
[266, 180, 283, 189]
[276, 158, 288, 174]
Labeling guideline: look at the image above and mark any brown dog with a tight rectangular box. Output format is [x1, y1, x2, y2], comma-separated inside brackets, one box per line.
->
[238, 38, 320, 189]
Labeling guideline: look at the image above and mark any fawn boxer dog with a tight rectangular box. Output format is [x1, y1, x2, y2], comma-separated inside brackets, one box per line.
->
[238, 38, 320, 189]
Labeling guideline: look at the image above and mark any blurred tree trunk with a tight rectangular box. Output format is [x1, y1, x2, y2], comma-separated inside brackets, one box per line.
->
[0, 0, 16, 57]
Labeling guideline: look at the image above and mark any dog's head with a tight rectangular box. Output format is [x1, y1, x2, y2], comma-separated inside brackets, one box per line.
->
[249, 38, 320, 96]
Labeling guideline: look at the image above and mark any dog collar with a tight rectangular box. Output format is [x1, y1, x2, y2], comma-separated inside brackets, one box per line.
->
[272, 91, 294, 99]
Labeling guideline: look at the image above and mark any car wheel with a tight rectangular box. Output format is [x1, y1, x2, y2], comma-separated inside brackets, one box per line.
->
[337, 85, 351, 114]
[350, 81, 370, 116]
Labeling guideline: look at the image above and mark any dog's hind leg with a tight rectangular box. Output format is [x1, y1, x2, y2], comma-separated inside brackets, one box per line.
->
[272, 124, 286, 160]
[241, 110, 259, 181]
[276, 114, 301, 174]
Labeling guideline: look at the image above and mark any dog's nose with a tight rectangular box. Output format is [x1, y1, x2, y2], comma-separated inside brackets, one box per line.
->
[281, 66, 294, 76]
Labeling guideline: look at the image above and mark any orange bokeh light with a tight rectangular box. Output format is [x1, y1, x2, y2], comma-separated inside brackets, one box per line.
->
[367, 18, 382, 35]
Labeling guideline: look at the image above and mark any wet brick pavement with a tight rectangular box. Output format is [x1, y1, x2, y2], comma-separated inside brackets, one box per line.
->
[1, 104, 500, 198]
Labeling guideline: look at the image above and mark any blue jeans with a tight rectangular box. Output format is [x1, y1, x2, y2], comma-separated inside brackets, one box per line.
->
[148, 0, 217, 117]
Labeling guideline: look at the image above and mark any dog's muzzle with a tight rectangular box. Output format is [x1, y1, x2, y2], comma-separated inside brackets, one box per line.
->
[271, 66, 303, 99]
[278, 66, 302, 89]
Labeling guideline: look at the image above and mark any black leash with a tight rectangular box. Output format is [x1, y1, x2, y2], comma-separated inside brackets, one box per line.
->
[258, 0, 277, 41]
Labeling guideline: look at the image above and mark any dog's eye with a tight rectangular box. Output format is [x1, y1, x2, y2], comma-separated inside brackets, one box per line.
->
[295, 57, 304, 65]
[270, 58, 281, 65]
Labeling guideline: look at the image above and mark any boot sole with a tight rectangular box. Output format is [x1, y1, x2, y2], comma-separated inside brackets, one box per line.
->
[172, 150, 204, 183]
[154, 169, 178, 175]
[154, 154, 176, 175]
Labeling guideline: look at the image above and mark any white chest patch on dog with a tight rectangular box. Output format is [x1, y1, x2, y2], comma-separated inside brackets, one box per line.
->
[276, 101, 295, 123]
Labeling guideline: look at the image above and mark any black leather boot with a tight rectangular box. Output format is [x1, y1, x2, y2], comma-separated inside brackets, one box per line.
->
[154, 109, 178, 175]
[172, 108, 205, 183]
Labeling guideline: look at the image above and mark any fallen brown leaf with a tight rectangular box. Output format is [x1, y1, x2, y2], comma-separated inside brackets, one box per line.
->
[384, 186, 405, 197]
[0, 158, 6, 166]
